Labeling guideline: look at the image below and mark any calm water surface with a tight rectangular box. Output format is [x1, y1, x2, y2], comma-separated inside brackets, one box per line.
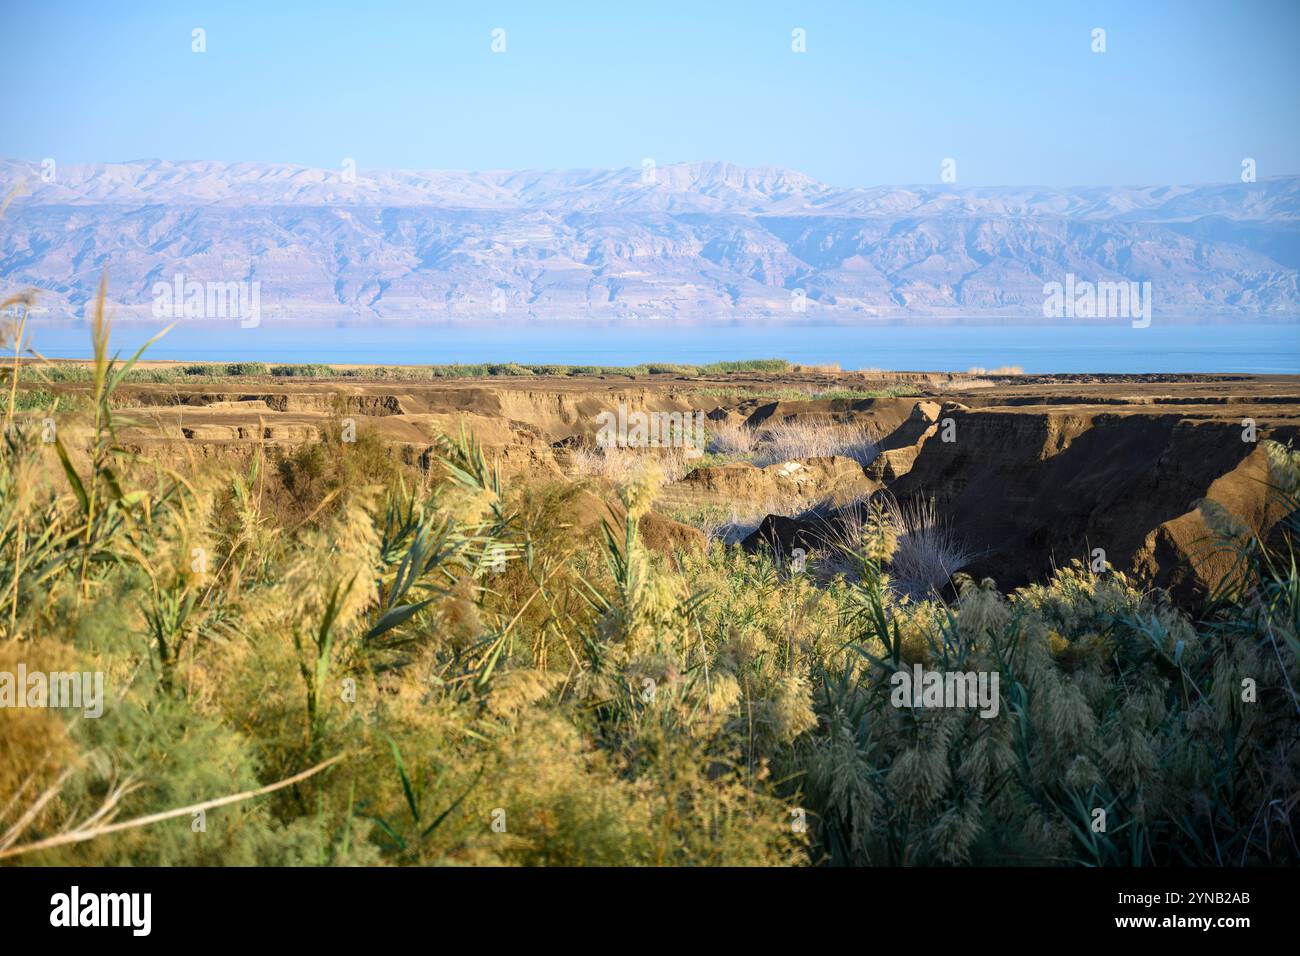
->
[25, 322, 1300, 375]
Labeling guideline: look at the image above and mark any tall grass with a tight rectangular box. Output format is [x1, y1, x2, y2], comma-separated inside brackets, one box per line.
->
[566, 444, 694, 484]
[884, 495, 976, 600]
[706, 418, 758, 456]
[752, 420, 877, 467]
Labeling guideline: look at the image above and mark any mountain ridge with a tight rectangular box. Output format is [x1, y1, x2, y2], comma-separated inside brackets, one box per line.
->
[2, 159, 1297, 323]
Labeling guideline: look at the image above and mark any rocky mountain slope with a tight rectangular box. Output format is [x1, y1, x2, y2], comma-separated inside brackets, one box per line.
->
[2, 159, 1297, 323]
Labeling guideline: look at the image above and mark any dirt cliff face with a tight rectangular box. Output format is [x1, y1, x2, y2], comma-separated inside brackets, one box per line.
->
[33, 368, 1300, 601]
[660, 457, 878, 515]
[888, 407, 1297, 595]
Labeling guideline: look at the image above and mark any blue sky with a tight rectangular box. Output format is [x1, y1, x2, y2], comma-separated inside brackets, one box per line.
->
[2, 0, 1297, 187]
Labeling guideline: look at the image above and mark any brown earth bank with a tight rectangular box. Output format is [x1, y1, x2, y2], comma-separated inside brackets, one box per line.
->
[21, 367, 1300, 602]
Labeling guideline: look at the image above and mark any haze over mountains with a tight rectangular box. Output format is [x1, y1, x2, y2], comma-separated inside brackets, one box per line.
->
[2, 158, 1297, 324]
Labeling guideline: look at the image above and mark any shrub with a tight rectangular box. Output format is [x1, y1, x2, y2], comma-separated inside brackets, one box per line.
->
[40, 365, 93, 383]
[698, 358, 790, 374]
[271, 363, 335, 377]
[11, 388, 63, 411]
[429, 364, 489, 378]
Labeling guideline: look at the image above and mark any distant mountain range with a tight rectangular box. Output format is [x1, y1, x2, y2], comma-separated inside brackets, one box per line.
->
[2, 158, 1297, 323]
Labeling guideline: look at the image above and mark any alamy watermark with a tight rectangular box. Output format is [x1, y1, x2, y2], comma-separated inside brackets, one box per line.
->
[152, 273, 261, 328]
[1042, 273, 1151, 328]
[595, 403, 706, 457]
[889, 663, 999, 718]
[50, 886, 151, 936]
[0, 664, 104, 718]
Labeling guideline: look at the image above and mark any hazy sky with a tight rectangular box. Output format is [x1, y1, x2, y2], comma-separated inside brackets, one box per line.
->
[3, 0, 1298, 187]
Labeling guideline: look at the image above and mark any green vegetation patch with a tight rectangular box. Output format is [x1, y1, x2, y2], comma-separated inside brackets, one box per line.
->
[271, 363, 336, 378]
[224, 362, 271, 376]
